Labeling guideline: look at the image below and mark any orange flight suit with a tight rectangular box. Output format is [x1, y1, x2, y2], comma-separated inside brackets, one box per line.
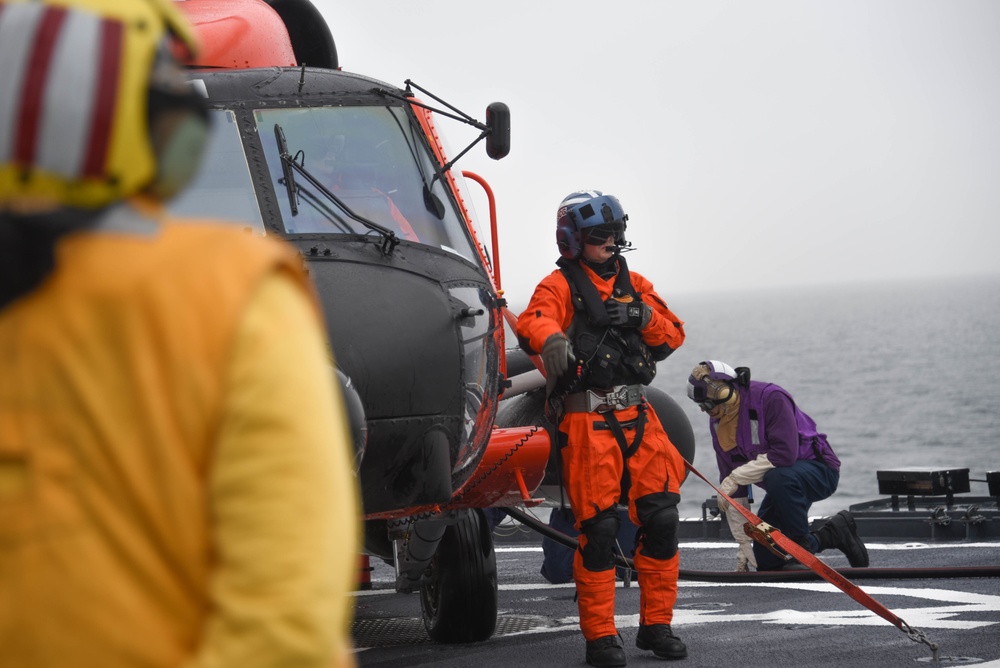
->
[517, 259, 685, 641]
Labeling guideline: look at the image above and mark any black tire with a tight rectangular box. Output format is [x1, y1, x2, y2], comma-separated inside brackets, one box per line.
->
[419, 508, 498, 643]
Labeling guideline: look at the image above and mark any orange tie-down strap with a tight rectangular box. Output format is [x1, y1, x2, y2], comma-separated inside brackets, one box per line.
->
[684, 461, 940, 660]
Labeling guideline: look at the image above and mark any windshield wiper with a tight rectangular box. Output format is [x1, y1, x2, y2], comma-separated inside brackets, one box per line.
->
[273, 123, 400, 255]
[274, 124, 300, 216]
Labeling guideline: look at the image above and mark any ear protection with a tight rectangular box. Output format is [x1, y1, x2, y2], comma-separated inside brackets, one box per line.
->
[146, 110, 209, 200]
[688, 360, 748, 411]
[144, 40, 209, 200]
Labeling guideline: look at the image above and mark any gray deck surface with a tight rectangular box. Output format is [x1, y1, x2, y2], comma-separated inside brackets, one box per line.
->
[353, 519, 1000, 667]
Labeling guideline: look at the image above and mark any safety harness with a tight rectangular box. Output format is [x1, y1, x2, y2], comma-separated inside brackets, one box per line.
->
[556, 255, 657, 389]
[563, 384, 645, 412]
[557, 255, 655, 462]
[599, 409, 647, 465]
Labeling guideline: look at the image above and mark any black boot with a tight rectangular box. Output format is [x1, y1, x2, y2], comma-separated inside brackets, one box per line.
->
[814, 510, 869, 567]
[636, 624, 687, 660]
[586, 634, 627, 667]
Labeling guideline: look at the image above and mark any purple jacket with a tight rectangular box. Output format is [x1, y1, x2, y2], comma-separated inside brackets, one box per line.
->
[710, 381, 841, 487]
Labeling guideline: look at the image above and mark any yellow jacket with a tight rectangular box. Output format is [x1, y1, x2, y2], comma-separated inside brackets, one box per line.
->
[0, 202, 359, 667]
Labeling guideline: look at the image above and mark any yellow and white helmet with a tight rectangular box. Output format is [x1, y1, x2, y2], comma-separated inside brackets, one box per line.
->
[0, 0, 201, 209]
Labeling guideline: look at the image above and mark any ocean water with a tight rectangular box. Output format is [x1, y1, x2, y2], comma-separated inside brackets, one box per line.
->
[646, 274, 1000, 520]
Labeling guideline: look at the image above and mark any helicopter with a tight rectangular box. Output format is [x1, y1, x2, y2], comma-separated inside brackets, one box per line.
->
[170, 0, 695, 644]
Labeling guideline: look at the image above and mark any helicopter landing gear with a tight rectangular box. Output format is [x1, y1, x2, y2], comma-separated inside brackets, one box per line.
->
[420, 508, 498, 643]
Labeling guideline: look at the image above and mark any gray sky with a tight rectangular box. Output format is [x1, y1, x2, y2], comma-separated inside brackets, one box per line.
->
[316, 0, 1000, 300]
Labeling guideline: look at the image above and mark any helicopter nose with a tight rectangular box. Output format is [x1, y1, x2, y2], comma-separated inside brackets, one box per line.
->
[301, 242, 499, 514]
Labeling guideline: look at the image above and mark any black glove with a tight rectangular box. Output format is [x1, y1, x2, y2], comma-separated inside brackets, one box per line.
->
[604, 298, 652, 329]
[541, 333, 574, 378]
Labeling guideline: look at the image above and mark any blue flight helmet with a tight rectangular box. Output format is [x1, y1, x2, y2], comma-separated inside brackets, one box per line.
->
[556, 190, 629, 260]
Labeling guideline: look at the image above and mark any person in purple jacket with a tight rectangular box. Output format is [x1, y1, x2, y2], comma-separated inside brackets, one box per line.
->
[687, 360, 869, 571]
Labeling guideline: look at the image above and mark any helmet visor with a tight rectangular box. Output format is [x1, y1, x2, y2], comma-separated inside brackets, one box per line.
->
[583, 224, 623, 246]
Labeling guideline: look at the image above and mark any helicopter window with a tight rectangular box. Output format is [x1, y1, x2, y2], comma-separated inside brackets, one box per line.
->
[448, 285, 500, 473]
[254, 105, 478, 261]
[164, 110, 265, 233]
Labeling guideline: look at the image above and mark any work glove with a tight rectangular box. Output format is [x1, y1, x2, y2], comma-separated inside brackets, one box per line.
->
[715, 475, 740, 514]
[718, 454, 774, 513]
[604, 298, 652, 329]
[541, 333, 574, 380]
[719, 453, 774, 496]
[724, 497, 758, 572]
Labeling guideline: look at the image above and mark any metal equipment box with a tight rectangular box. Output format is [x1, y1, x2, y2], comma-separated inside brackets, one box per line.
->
[876, 468, 970, 496]
[987, 471, 1000, 497]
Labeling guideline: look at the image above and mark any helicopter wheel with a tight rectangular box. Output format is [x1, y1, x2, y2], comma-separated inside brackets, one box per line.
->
[419, 508, 498, 643]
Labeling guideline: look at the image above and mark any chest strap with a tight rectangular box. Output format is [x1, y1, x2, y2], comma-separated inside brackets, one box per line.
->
[556, 254, 638, 325]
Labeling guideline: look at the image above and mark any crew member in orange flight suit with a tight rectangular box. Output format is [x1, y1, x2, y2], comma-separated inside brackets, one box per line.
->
[517, 191, 687, 666]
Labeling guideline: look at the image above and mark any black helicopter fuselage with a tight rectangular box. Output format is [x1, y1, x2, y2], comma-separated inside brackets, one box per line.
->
[168, 67, 502, 516]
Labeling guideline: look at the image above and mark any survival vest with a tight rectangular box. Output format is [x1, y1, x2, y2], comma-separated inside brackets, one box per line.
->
[556, 254, 658, 391]
[0, 203, 313, 666]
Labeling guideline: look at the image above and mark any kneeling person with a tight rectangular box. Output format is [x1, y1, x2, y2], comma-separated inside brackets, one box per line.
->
[687, 361, 869, 572]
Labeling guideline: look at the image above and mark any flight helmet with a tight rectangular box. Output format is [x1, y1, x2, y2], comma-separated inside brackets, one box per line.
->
[556, 190, 628, 260]
[0, 0, 204, 210]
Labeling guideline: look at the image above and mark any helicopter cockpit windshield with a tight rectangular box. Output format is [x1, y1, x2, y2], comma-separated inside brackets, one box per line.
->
[255, 105, 478, 262]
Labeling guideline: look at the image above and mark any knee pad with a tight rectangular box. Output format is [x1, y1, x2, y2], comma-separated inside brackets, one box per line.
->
[635, 492, 680, 560]
[579, 506, 621, 572]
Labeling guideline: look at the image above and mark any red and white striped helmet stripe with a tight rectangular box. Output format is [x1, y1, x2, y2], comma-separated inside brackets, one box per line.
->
[0, 2, 123, 181]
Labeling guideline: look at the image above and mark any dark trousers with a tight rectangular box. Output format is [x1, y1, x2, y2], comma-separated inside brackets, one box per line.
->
[753, 459, 840, 571]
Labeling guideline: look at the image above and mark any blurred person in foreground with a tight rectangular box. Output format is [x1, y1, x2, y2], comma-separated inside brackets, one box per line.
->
[687, 361, 868, 572]
[0, 1, 359, 666]
[517, 190, 687, 666]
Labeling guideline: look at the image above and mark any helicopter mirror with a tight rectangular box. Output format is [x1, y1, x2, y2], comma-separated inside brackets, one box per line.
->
[424, 184, 446, 219]
[485, 102, 510, 160]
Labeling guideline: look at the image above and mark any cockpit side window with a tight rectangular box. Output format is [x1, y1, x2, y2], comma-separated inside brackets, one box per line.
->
[165, 110, 266, 233]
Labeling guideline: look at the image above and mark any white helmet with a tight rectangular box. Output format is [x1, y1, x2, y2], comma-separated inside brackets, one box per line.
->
[687, 360, 747, 411]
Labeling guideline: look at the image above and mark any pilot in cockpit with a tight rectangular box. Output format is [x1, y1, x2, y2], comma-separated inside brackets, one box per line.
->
[305, 129, 418, 242]
[314, 132, 347, 188]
